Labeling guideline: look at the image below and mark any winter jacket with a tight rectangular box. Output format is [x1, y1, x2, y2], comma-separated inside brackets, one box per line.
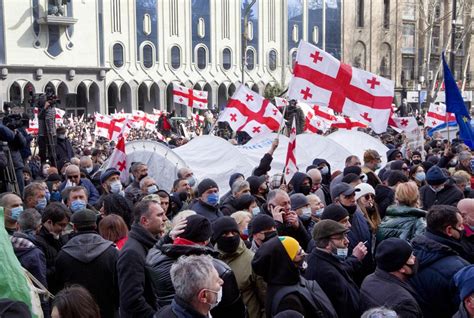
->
[117, 223, 158, 318]
[362, 166, 382, 190]
[360, 268, 422, 318]
[217, 239, 266, 318]
[460, 225, 474, 263]
[252, 236, 336, 318]
[55, 137, 74, 171]
[253, 153, 274, 177]
[220, 195, 238, 216]
[305, 248, 361, 318]
[125, 181, 142, 204]
[288, 172, 312, 195]
[312, 158, 331, 186]
[419, 181, 464, 210]
[376, 205, 426, 244]
[58, 177, 100, 206]
[56, 232, 119, 318]
[155, 296, 207, 318]
[374, 184, 395, 219]
[410, 230, 470, 317]
[188, 199, 223, 222]
[35, 226, 69, 294]
[145, 242, 245, 318]
[453, 302, 470, 318]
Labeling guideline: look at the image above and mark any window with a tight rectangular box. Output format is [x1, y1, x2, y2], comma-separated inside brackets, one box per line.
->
[290, 50, 298, 69]
[113, 43, 124, 68]
[197, 46, 207, 69]
[402, 0, 416, 20]
[143, 44, 153, 68]
[383, 0, 390, 29]
[171, 46, 181, 69]
[431, 26, 440, 53]
[223, 48, 232, 70]
[268, 50, 277, 71]
[401, 24, 415, 54]
[356, 0, 364, 27]
[312, 26, 319, 44]
[402, 56, 415, 81]
[246, 48, 255, 70]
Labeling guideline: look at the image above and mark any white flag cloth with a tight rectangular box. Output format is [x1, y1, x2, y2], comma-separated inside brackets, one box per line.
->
[288, 40, 394, 133]
[424, 103, 456, 127]
[173, 84, 208, 109]
[105, 122, 131, 183]
[390, 116, 419, 133]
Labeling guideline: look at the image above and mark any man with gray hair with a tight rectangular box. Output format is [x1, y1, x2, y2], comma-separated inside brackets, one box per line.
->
[221, 180, 251, 215]
[156, 255, 223, 318]
[456, 150, 473, 175]
[125, 162, 149, 203]
[140, 176, 159, 197]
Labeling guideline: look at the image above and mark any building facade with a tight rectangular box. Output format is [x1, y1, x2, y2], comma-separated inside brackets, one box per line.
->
[0, 0, 471, 117]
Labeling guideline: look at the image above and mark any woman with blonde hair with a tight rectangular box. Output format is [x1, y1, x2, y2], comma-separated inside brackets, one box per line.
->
[231, 210, 252, 246]
[376, 181, 426, 243]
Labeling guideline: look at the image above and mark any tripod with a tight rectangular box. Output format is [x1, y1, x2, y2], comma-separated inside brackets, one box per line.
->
[0, 141, 20, 194]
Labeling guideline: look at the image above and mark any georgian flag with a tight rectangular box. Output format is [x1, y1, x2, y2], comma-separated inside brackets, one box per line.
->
[424, 103, 456, 128]
[288, 41, 394, 133]
[274, 97, 289, 109]
[284, 117, 298, 182]
[299, 102, 336, 133]
[331, 116, 368, 130]
[173, 84, 208, 110]
[105, 121, 131, 183]
[390, 116, 419, 133]
[219, 85, 283, 137]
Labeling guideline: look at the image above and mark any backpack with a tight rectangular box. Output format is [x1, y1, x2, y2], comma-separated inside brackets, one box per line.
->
[271, 277, 338, 318]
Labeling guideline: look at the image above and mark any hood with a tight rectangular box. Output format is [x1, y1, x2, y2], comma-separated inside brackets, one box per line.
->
[411, 230, 461, 269]
[312, 158, 331, 185]
[62, 233, 113, 263]
[217, 239, 248, 263]
[160, 243, 219, 259]
[289, 172, 312, 194]
[10, 235, 37, 258]
[385, 205, 427, 218]
[251, 236, 300, 285]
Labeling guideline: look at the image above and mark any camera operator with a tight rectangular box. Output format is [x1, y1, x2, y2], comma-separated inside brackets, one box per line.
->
[37, 94, 56, 166]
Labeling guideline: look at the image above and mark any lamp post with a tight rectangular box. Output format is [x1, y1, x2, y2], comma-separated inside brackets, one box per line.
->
[241, 0, 256, 85]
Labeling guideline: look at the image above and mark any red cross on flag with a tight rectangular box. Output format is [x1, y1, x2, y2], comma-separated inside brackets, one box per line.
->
[299, 102, 336, 133]
[284, 117, 298, 182]
[105, 121, 131, 183]
[173, 84, 208, 110]
[94, 113, 130, 142]
[274, 97, 289, 109]
[389, 116, 419, 133]
[219, 84, 283, 137]
[288, 41, 395, 133]
[424, 103, 456, 128]
[27, 116, 39, 134]
[331, 116, 368, 130]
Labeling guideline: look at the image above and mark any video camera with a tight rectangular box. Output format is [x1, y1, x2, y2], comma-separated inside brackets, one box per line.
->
[1, 102, 29, 130]
[30, 86, 59, 109]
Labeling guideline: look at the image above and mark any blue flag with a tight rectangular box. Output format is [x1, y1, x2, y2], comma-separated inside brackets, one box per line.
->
[442, 53, 474, 149]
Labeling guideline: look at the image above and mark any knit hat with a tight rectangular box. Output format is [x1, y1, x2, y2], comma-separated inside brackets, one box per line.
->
[454, 265, 474, 300]
[387, 149, 402, 161]
[71, 209, 97, 229]
[279, 236, 300, 260]
[180, 214, 212, 243]
[229, 172, 244, 188]
[100, 168, 120, 184]
[247, 175, 266, 195]
[426, 165, 448, 186]
[211, 216, 240, 242]
[341, 173, 361, 184]
[235, 193, 257, 211]
[343, 166, 362, 176]
[354, 183, 375, 201]
[197, 178, 219, 197]
[330, 182, 360, 201]
[375, 237, 413, 272]
[46, 173, 62, 182]
[250, 214, 275, 235]
[321, 204, 349, 222]
[313, 219, 348, 240]
[290, 193, 309, 210]
[387, 170, 408, 187]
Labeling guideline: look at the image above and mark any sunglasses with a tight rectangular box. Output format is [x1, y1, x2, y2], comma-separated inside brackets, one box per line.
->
[364, 194, 375, 200]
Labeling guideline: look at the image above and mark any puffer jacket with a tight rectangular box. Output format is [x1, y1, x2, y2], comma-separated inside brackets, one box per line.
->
[410, 230, 470, 317]
[376, 205, 427, 244]
[145, 243, 245, 318]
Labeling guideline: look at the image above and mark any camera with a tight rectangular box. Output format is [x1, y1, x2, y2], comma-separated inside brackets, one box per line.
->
[2, 113, 29, 130]
[30, 87, 59, 109]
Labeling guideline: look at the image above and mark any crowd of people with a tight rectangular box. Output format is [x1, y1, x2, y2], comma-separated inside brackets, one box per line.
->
[4, 103, 474, 318]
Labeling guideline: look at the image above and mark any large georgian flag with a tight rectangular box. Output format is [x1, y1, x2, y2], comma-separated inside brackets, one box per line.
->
[219, 85, 283, 137]
[288, 41, 395, 133]
[173, 84, 208, 110]
[424, 103, 456, 128]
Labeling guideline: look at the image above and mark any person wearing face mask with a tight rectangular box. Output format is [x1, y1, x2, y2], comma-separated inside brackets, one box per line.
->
[55, 126, 74, 172]
[362, 150, 383, 189]
[419, 165, 464, 210]
[95, 168, 124, 209]
[312, 158, 332, 188]
[221, 180, 251, 216]
[252, 235, 337, 318]
[306, 220, 362, 318]
[288, 172, 313, 196]
[139, 176, 159, 197]
[146, 214, 246, 318]
[247, 175, 270, 208]
[410, 205, 470, 317]
[0, 192, 24, 235]
[212, 217, 266, 318]
[360, 238, 422, 317]
[188, 178, 223, 222]
[249, 214, 278, 252]
[23, 182, 48, 212]
[124, 162, 149, 204]
[230, 211, 253, 246]
[46, 173, 63, 202]
[79, 156, 98, 179]
[409, 164, 426, 188]
[410, 151, 423, 166]
[234, 194, 260, 217]
[290, 193, 314, 234]
[155, 255, 224, 318]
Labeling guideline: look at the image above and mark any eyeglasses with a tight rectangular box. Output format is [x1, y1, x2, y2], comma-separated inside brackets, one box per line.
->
[364, 194, 375, 200]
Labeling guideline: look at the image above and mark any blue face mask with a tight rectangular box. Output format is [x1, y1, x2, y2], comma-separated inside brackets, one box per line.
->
[36, 198, 47, 210]
[252, 206, 261, 217]
[10, 206, 24, 220]
[45, 191, 51, 202]
[243, 228, 249, 236]
[206, 192, 219, 206]
[313, 208, 324, 218]
[71, 200, 86, 213]
[51, 191, 62, 202]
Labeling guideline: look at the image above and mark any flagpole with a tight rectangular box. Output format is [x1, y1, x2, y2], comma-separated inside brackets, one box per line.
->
[276, 104, 288, 139]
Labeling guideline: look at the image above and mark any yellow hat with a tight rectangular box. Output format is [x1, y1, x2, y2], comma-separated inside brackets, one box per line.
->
[279, 236, 300, 260]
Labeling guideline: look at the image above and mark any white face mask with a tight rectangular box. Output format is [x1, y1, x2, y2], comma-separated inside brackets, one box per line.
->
[336, 248, 348, 259]
[301, 207, 312, 218]
[207, 287, 222, 310]
[110, 180, 123, 194]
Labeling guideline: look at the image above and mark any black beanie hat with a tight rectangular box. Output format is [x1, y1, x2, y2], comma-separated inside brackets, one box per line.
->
[341, 173, 361, 184]
[247, 175, 266, 195]
[387, 170, 408, 187]
[321, 204, 349, 222]
[376, 237, 413, 272]
[197, 178, 219, 197]
[212, 216, 240, 242]
[180, 214, 212, 243]
[235, 194, 256, 211]
[250, 214, 275, 235]
[343, 166, 362, 176]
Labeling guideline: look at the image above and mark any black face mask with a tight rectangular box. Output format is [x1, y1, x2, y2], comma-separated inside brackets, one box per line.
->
[216, 235, 240, 254]
[341, 203, 357, 215]
[405, 259, 419, 276]
[299, 185, 311, 196]
[412, 159, 422, 165]
[263, 231, 277, 243]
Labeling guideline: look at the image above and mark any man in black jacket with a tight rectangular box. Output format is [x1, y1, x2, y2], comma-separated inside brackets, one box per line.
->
[117, 199, 167, 318]
[305, 219, 361, 318]
[55, 126, 73, 172]
[420, 165, 464, 210]
[55, 208, 119, 318]
[360, 238, 422, 317]
[146, 214, 245, 318]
